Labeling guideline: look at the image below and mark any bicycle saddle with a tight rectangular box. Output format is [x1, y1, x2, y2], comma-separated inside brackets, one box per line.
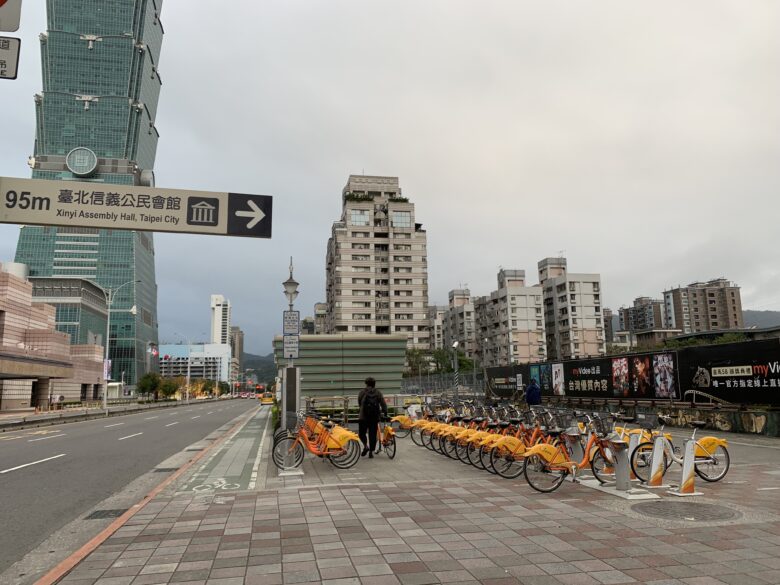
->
[486, 422, 499, 430]
[461, 417, 473, 423]
[640, 421, 655, 431]
[617, 415, 636, 423]
[546, 427, 564, 437]
[690, 420, 707, 429]
[499, 421, 511, 429]
[509, 418, 522, 425]
[472, 417, 485, 423]
[658, 415, 673, 426]
[450, 415, 464, 422]
[322, 420, 335, 428]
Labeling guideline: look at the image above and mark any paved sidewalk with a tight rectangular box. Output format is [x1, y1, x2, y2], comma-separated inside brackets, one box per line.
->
[48, 423, 780, 585]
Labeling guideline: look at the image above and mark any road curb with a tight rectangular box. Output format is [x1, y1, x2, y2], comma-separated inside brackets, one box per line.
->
[33, 405, 259, 585]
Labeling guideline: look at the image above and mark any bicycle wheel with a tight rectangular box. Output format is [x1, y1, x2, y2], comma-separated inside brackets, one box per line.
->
[455, 440, 470, 464]
[630, 441, 668, 483]
[391, 420, 410, 438]
[410, 426, 424, 446]
[329, 439, 362, 469]
[441, 436, 458, 458]
[524, 454, 567, 493]
[482, 446, 499, 474]
[695, 445, 730, 482]
[422, 429, 436, 450]
[384, 436, 397, 459]
[466, 442, 485, 469]
[273, 428, 293, 445]
[490, 446, 525, 479]
[272, 437, 304, 470]
[590, 449, 615, 484]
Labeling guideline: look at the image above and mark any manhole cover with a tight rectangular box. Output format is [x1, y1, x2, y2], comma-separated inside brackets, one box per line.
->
[85, 508, 128, 520]
[632, 501, 740, 522]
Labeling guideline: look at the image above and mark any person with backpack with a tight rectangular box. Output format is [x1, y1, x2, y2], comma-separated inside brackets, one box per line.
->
[524, 378, 542, 406]
[357, 377, 388, 458]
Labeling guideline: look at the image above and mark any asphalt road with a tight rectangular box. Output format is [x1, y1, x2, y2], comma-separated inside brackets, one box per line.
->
[0, 398, 258, 574]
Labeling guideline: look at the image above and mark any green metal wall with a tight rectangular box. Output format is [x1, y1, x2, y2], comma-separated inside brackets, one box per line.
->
[272, 334, 407, 397]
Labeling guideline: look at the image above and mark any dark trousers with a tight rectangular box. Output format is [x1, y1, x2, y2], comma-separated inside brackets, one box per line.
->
[358, 419, 378, 452]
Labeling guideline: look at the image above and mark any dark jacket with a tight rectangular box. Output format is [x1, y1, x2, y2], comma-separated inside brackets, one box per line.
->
[525, 381, 542, 406]
[357, 387, 388, 421]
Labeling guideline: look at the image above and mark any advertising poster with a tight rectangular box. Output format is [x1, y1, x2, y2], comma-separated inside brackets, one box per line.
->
[677, 340, 780, 406]
[631, 355, 652, 398]
[612, 357, 629, 397]
[653, 353, 677, 399]
[529, 364, 540, 386]
[540, 364, 552, 394]
[552, 363, 565, 395]
[565, 359, 610, 396]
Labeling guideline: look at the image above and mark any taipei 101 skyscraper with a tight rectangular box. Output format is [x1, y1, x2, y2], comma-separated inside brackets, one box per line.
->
[14, 1, 164, 386]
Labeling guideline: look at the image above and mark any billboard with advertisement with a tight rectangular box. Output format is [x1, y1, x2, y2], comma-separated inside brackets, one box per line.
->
[552, 363, 565, 395]
[677, 340, 780, 406]
[564, 359, 611, 397]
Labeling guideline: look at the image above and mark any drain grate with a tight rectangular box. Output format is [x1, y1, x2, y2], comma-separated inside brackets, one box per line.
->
[85, 508, 128, 520]
[154, 467, 178, 472]
[632, 501, 740, 522]
[185, 448, 203, 451]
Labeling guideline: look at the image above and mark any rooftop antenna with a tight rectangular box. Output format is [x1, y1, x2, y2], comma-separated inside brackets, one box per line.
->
[557, 249, 565, 259]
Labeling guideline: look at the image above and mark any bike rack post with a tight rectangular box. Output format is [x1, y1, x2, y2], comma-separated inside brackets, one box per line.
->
[645, 435, 669, 488]
[610, 439, 631, 492]
[667, 439, 703, 497]
[628, 432, 640, 480]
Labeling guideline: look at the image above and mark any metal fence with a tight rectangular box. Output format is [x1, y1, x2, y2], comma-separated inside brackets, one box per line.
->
[399, 372, 487, 396]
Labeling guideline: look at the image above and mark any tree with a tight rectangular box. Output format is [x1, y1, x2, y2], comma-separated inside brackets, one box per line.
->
[137, 373, 160, 400]
[218, 382, 230, 395]
[405, 348, 428, 377]
[431, 349, 453, 373]
[159, 377, 178, 398]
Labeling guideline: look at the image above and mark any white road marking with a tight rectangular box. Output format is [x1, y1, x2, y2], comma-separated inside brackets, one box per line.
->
[207, 411, 214, 414]
[1, 454, 66, 474]
[757, 487, 780, 491]
[165, 422, 179, 427]
[28, 434, 66, 442]
[118, 433, 143, 441]
[248, 411, 271, 489]
[145, 416, 159, 420]
[192, 416, 201, 419]
[104, 423, 124, 428]
[727, 440, 780, 451]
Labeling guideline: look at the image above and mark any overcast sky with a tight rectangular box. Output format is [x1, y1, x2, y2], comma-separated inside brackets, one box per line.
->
[1, 1, 778, 354]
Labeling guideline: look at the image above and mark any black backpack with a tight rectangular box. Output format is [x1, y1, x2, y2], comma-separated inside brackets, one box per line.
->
[363, 391, 381, 419]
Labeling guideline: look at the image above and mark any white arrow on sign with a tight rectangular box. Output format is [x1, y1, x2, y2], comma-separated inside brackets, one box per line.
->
[235, 199, 266, 229]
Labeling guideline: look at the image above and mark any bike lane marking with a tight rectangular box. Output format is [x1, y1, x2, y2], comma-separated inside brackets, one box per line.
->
[104, 423, 124, 428]
[165, 422, 179, 427]
[0, 453, 66, 474]
[248, 410, 271, 489]
[191, 416, 201, 419]
[118, 433, 143, 441]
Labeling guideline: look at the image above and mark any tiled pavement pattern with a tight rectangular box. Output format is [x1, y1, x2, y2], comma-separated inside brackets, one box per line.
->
[55, 435, 780, 585]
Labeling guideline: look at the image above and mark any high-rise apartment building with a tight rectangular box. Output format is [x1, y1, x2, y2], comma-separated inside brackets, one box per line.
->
[14, 0, 164, 387]
[427, 305, 446, 351]
[325, 176, 429, 349]
[603, 308, 615, 343]
[443, 289, 476, 358]
[474, 269, 546, 368]
[618, 297, 665, 332]
[210, 295, 231, 344]
[663, 279, 743, 334]
[229, 326, 244, 367]
[538, 257, 605, 360]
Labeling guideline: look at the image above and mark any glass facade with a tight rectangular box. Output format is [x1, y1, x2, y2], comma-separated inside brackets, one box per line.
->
[15, 0, 164, 386]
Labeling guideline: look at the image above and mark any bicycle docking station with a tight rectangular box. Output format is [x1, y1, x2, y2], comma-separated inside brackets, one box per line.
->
[644, 435, 671, 489]
[578, 434, 659, 500]
[667, 439, 703, 497]
[279, 366, 304, 477]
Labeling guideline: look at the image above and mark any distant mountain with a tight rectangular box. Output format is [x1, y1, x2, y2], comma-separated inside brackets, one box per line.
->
[241, 352, 277, 382]
[743, 310, 780, 329]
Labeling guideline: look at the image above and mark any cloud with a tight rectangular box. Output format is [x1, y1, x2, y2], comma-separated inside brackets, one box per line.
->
[1, 0, 778, 353]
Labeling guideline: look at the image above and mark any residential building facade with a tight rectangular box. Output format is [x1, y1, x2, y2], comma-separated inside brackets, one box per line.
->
[325, 176, 429, 349]
[210, 294, 231, 344]
[538, 257, 605, 361]
[619, 297, 665, 333]
[14, 0, 164, 386]
[663, 279, 744, 334]
[313, 302, 327, 334]
[427, 305, 446, 351]
[603, 308, 614, 343]
[443, 289, 476, 358]
[474, 269, 546, 368]
[229, 326, 244, 367]
[159, 343, 232, 383]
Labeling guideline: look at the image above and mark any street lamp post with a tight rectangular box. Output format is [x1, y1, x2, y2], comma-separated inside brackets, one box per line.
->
[102, 280, 140, 414]
[452, 341, 459, 400]
[280, 259, 302, 476]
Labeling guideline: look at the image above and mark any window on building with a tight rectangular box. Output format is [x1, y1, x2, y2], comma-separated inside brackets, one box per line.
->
[391, 211, 412, 228]
[349, 210, 370, 226]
